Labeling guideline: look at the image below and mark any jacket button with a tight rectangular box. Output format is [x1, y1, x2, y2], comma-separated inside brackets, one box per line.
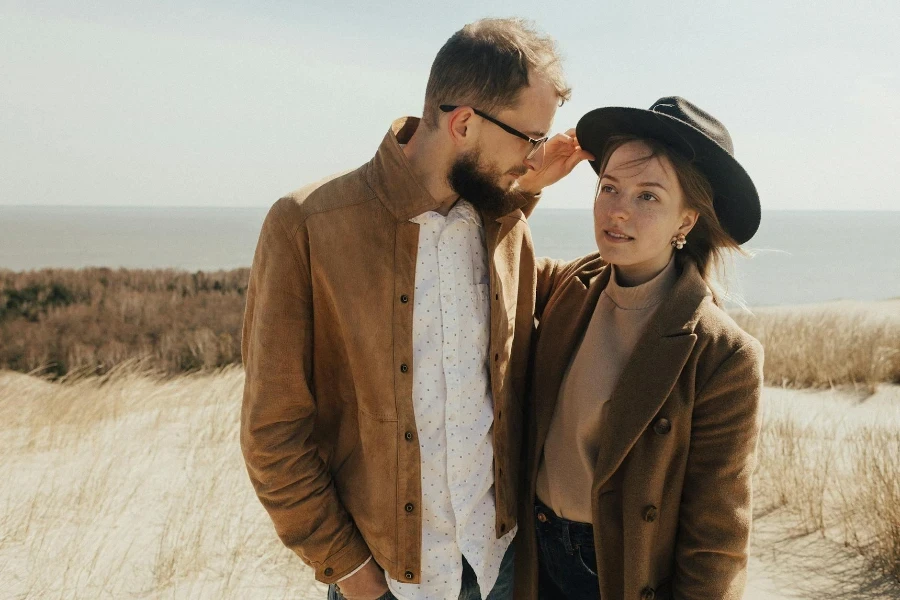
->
[324, 567, 333, 576]
[641, 586, 656, 600]
[537, 512, 548, 523]
[405, 503, 414, 513]
[643, 505, 659, 522]
[405, 570, 414, 580]
[405, 431, 413, 441]
[400, 363, 409, 373]
[400, 294, 409, 303]
[653, 418, 671, 435]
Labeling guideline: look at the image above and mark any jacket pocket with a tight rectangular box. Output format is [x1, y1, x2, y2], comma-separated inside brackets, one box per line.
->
[333, 412, 398, 564]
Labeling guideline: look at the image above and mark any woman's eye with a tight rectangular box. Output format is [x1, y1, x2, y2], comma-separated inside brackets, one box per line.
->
[638, 192, 657, 202]
[600, 184, 615, 194]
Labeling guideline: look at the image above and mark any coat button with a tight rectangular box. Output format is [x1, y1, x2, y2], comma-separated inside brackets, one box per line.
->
[405, 503, 414, 513]
[641, 586, 656, 600]
[324, 567, 333, 576]
[400, 294, 409, 303]
[643, 505, 659, 522]
[400, 363, 409, 373]
[653, 418, 671, 435]
[537, 512, 548, 523]
[405, 431, 413, 441]
[405, 571, 414, 580]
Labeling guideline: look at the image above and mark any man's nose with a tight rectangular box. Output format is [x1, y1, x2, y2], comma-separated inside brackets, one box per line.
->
[524, 145, 545, 171]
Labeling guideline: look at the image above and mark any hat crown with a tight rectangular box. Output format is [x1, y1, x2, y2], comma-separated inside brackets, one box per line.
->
[650, 96, 735, 156]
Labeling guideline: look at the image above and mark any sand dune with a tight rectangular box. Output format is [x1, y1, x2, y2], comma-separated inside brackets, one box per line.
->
[1, 367, 898, 599]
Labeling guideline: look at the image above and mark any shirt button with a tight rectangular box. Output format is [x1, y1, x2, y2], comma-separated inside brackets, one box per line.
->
[494, 353, 499, 362]
[643, 505, 659, 522]
[324, 567, 333, 576]
[405, 431, 414, 441]
[500, 523, 506, 533]
[641, 586, 656, 600]
[405, 571, 414, 580]
[400, 363, 409, 373]
[653, 418, 671, 435]
[537, 512, 548, 523]
[405, 503, 414, 513]
[400, 294, 409, 303]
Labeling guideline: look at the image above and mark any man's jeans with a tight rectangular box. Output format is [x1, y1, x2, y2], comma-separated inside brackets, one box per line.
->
[533, 500, 599, 600]
[327, 543, 515, 600]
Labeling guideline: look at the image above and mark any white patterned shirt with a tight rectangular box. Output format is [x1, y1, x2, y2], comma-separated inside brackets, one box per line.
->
[385, 199, 515, 600]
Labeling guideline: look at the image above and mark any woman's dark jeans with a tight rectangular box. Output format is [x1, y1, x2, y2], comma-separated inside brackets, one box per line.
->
[534, 500, 600, 600]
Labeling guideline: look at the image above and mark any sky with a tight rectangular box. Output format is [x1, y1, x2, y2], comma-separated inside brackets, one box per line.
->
[1, 0, 898, 210]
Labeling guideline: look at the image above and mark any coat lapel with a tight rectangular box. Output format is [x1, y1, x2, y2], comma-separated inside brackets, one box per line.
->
[591, 260, 710, 492]
[533, 266, 611, 465]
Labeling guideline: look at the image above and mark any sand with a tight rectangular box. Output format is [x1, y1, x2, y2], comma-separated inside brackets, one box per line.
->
[1, 367, 898, 599]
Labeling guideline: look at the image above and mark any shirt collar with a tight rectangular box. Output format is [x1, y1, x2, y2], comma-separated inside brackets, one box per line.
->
[410, 199, 483, 228]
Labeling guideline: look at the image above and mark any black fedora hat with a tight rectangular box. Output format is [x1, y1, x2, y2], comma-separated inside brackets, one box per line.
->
[576, 97, 760, 244]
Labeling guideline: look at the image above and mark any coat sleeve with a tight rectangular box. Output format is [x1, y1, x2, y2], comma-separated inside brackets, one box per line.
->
[240, 200, 371, 584]
[673, 340, 764, 600]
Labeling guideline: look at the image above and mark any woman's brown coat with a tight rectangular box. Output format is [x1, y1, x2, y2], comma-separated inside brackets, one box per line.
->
[515, 254, 763, 600]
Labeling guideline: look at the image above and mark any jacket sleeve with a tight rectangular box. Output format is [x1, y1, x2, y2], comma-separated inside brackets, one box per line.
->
[240, 200, 371, 584]
[534, 257, 568, 322]
[673, 340, 764, 600]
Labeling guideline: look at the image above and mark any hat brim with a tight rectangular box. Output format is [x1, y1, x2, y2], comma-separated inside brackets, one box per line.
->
[576, 107, 760, 245]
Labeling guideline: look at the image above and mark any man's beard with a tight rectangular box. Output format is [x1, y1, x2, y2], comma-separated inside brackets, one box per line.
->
[448, 149, 526, 215]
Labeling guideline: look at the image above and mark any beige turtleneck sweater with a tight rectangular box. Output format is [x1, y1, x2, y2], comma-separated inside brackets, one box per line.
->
[535, 257, 678, 523]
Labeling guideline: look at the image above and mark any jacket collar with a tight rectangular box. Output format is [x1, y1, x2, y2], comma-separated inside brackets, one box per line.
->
[366, 117, 534, 224]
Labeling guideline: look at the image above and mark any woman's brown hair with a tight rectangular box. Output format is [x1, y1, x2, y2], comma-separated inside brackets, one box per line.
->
[597, 135, 746, 303]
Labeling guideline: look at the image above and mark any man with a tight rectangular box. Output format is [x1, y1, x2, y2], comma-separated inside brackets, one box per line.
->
[240, 18, 589, 600]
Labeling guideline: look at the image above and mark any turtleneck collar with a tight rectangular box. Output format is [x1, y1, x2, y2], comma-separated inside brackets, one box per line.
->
[604, 257, 678, 310]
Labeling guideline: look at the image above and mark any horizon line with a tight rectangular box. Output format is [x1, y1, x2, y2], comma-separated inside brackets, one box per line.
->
[2, 205, 900, 213]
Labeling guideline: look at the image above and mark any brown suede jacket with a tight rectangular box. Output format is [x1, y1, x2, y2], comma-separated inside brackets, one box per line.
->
[240, 118, 541, 585]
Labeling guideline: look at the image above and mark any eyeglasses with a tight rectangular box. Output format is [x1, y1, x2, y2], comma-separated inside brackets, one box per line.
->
[439, 104, 548, 160]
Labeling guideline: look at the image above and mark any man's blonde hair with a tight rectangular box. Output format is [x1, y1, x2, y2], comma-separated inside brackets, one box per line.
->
[422, 18, 571, 128]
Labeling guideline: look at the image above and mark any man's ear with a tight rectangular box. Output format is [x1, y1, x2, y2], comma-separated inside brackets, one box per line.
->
[446, 107, 477, 147]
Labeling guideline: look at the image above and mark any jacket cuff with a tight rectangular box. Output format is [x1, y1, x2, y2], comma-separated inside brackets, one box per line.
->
[336, 555, 373, 582]
[518, 190, 542, 218]
[313, 534, 373, 584]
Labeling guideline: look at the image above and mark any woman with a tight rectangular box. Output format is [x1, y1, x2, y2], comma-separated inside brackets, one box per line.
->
[515, 97, 764, 600]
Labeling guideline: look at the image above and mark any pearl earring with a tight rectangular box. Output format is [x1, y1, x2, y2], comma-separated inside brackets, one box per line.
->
[671, 233, 686, 250]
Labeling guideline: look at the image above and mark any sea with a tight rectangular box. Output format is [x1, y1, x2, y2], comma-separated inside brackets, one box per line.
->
[1, 206, 898, 308]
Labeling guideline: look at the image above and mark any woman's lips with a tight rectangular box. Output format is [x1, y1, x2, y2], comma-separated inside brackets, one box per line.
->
[604, 229, 634, 242]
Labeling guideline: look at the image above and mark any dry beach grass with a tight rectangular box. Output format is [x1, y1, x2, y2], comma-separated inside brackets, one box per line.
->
[731, 299, 900, 390]
[2, 301, 900, 598]
[0, 365, 325, 599]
